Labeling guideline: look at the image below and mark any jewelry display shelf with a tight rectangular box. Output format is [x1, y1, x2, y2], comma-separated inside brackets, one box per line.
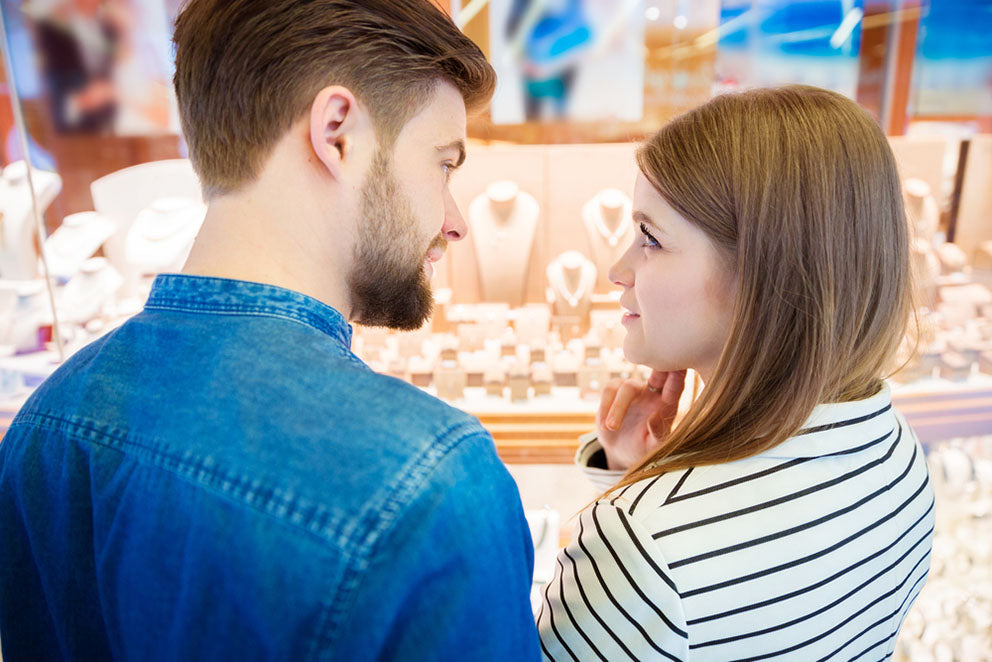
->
[4, 370, 992, 459]
[470, 378, 992, 465]
[480, 410, 596, 464]
[891, 378, 992, 443]
[441, 386, 598, 465]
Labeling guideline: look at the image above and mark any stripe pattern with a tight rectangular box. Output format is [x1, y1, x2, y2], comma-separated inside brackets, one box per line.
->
[539, 384, 934, 661]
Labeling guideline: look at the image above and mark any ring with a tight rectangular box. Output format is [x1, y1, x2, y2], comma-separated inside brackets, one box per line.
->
[646, 385, 661, 393]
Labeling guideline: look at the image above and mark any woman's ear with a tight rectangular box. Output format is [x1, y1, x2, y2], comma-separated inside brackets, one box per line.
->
[309, 85, 360, 181]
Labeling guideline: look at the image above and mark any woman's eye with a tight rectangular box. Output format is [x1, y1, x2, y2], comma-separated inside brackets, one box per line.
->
[639, 222, 661, 249]
[442, 162, 457, 182]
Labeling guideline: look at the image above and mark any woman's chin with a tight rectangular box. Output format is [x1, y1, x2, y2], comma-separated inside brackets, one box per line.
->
[621, 344, 689, 375]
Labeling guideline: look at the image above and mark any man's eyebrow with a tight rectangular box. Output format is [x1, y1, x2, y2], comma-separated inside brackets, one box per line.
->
[436, 140, 466, 167]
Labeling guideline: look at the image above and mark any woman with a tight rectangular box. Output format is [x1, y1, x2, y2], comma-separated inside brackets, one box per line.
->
[538, 85, 934, 661]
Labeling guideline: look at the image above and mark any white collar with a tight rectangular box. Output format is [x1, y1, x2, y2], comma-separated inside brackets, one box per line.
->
[757, 382, 897, 459]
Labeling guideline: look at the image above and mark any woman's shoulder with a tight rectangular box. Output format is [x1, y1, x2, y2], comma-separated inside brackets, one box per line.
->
[604, 455, 791, 532]
[583, 382, 922, 540]
[607, 407, 924, 556]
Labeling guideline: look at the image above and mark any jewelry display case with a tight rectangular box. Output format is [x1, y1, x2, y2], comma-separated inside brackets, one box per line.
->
[0, 0, 989, 650]
[893, 437, 992, 662]
[0, 138, 990, 661]
[3, 138, 992, 461]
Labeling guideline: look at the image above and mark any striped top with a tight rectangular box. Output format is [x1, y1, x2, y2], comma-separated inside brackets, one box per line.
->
[538, 383, 934, 661]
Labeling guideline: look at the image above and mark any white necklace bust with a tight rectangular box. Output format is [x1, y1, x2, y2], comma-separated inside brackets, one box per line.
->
[44, 211, 116, 279]
[581, 188, 633, 293]
[124, 196, 206, 276]
[468, 180, 540, 307]
[59, 256, 124, 324]
[546, 250, 596, 314]
[0, 161, 63, 280]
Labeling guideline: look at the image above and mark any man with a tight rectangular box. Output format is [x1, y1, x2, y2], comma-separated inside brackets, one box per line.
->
[0, 2, 540, 659]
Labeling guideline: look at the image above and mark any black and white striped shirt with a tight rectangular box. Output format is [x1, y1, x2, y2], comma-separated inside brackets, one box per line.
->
[538, 383, 934, 661]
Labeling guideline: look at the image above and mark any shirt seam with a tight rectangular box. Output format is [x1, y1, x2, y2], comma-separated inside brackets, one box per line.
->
[148, 274, 348, 325]
[143, 301, 349, 344]
[306, 419, 489, 659]
[9, 412, 358, 545]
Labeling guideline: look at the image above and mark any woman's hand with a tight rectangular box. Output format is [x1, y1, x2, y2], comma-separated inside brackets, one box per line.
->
[596, 370, 687, 471]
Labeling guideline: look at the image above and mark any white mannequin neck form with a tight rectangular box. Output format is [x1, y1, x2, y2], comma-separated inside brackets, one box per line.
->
[468, 179, 539, 307]
[581, 187, 633, 293]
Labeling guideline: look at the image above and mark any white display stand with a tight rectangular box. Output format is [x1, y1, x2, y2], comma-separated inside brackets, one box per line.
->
[546, 250, 596, 320]
[91, 159, 202, 281]
[468, 181, 539, 308]
[43, 211, 115, 279]
[58, 257, 124, 324]
[0, 161, 62, 280]
[124, 196, 206, 276]
[581, 188, 633, 291]
[0, 278, 52, 352]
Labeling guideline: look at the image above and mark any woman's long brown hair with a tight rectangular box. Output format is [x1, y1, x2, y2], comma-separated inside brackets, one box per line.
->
[607, 85, 911, 495]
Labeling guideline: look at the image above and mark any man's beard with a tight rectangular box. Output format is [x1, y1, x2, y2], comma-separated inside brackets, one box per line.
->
[348, 150, 444, 330]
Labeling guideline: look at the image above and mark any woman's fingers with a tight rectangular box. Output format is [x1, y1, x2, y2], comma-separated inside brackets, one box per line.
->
[646, 370, 689, 438]
[605, 381, 642, 431]
[601, 370, 691, 434]
[646, 406, 673, 439]
[646, 370, 668, 392]
[660, 369, 687, 407]
[597, 378, 624, 430]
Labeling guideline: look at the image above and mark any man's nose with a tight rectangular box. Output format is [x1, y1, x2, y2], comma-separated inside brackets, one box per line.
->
[442, 189, 466, 241]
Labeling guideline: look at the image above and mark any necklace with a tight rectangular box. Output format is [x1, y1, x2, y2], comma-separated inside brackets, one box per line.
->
[589, 189, 631, 247]
[549, 256, 595, 308]
[592, 210, 627, 247]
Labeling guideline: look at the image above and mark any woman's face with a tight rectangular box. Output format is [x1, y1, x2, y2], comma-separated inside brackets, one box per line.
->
[609, 174, 736, 382]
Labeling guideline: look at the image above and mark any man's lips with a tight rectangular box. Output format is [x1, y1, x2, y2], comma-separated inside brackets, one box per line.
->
[423, 230, 449, 281]
[424, 246, 446, 280]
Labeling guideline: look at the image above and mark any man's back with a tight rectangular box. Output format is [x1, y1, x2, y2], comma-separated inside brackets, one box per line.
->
[0, 275, 539, 660]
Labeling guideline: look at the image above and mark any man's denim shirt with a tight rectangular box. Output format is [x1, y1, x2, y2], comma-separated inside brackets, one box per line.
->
[0, 275, 540, 661]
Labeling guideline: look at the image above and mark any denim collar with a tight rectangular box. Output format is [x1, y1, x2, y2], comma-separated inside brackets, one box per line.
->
[144, 274, 353, 348]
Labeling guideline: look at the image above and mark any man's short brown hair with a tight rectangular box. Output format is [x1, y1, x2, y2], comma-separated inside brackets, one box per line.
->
[173, 0, 495, 198]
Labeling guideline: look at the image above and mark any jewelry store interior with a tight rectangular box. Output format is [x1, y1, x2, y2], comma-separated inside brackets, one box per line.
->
[1, 0, 991, 659]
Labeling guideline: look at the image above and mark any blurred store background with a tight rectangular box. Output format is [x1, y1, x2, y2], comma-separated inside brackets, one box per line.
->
[0, 1, 990, 660]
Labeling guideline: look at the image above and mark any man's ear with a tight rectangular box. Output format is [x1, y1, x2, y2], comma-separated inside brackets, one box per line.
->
[309, 86, 362, 181]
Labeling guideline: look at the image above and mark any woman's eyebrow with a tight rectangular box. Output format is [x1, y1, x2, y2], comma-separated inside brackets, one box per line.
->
[633, 210, 664, 232]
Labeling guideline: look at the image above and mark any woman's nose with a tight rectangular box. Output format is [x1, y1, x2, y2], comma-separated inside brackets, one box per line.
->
[608, 251, 634, 288]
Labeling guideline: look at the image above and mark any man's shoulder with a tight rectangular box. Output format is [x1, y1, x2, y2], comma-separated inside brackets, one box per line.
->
[11, 332, 113, 420]
[11, 326, 496, 506]
[318, 368, 501, 484]
[339, 369, 483, 438]
[9, 313, 501, 512]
